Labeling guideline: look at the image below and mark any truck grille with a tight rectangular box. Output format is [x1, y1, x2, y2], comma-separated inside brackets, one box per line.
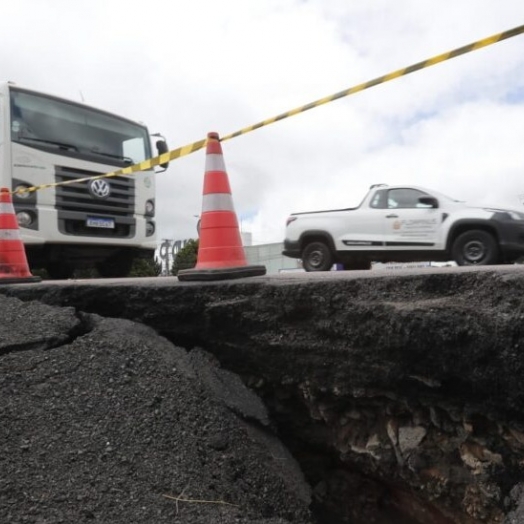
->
[55, 166, 136, 238]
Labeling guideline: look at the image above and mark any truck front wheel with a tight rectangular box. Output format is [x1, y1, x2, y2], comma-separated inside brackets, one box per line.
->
[452, 230, 499, 266]
[302, 241, 333, 272]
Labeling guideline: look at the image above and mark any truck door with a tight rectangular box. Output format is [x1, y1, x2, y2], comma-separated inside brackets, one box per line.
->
[383, 188, 441, 250]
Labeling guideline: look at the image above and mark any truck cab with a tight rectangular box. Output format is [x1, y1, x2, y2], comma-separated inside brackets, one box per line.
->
[0, 82, 166, 278]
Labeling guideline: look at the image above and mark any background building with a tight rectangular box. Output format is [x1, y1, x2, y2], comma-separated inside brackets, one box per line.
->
[244, 242, 303, 274]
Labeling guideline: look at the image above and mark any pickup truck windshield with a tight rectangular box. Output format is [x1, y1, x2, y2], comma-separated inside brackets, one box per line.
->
[10, 88, 151, 166]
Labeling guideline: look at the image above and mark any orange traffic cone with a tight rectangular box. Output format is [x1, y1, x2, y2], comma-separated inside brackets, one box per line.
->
[178, 132, 266, 281]
[0, 187, 41, 284]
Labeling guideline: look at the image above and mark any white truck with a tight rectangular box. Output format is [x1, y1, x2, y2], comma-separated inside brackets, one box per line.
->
[283, 184, 524, 271]
[0, 81, 168, 278]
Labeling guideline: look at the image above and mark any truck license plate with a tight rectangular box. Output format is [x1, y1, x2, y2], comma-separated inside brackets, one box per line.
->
[86, 217, 115, 229]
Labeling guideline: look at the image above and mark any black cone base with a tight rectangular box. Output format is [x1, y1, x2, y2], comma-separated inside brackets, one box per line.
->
[177, 265, 266, 282]
[0, 275, 42, 285]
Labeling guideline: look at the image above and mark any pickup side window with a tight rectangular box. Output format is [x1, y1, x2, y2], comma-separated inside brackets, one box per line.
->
[370, 189, 388, 209]
[387, 188, 433, 209]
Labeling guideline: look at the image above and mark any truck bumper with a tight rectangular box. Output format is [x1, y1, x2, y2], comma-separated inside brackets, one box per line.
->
[497, 220, 524, 260]
[282, 239, 301, 258]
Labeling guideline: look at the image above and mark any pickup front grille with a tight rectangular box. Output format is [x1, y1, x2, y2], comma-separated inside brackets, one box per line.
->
[55, 165, 136, 238]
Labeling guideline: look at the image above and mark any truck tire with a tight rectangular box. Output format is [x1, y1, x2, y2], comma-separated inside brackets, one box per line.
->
[302, 241, 333, 272]
[452, 230, 499, 266]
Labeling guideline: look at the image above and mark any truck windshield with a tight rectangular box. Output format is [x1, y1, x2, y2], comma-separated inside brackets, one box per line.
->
[10, 88, 152, 167]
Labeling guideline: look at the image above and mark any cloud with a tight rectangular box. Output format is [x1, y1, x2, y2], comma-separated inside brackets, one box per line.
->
[1, 0, 524, 246]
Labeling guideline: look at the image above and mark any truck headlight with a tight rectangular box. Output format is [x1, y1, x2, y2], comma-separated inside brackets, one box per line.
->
[14, 185, 31, 199]
[145, 199, 155, 217]
[16, 211, 33, 227]
[146, 221, 155, 237]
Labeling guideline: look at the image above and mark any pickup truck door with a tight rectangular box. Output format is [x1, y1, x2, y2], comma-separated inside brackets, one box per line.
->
[335, 205, 386, 250]
[383, 188, 442, 250]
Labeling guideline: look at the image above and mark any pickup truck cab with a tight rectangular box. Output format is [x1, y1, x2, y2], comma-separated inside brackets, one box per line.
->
[283, 184, 524, 271]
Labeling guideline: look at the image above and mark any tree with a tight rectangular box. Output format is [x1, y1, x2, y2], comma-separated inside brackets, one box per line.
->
[171, 239, 199, 275]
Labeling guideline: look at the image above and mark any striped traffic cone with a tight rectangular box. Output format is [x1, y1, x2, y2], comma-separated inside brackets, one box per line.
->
[178, 132, 266, 281]
[0, 188, 41, 284]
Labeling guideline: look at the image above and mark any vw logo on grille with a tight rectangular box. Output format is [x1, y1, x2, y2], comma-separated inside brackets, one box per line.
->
[89, 179, 111, 199]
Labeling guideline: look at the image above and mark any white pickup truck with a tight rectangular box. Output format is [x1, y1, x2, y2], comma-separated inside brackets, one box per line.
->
[283, 184, 524, 271]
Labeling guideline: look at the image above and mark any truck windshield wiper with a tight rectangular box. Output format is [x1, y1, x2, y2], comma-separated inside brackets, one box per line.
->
[90, 149, 133, 164]
[18, 136, 78, 151]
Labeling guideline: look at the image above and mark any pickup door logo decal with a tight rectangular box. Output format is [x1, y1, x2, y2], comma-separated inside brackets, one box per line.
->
[392, 218, 438, 238]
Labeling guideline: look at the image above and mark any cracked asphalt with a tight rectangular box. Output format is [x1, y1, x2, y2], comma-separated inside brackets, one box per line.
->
[4, 267, 524, 522]
[0, 295, 312, 524]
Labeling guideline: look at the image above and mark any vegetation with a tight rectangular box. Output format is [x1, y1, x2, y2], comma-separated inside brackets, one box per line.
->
[32, 256, 162, 280]
[171, 239, 199, 275]
[128, 257, 162, 277]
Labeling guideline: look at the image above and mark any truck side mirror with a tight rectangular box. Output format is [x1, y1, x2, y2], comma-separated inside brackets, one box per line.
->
[418, 196, 438, 208]
[156, 140, 169, 169]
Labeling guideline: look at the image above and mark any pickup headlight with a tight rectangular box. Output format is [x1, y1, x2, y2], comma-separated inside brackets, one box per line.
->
[507, 211, 524, 221]
[484, 209, 524, 221]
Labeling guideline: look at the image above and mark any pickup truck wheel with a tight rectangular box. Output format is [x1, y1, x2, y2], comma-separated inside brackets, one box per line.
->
[302, 241, 333, 272]
[452, 230, 499, 266]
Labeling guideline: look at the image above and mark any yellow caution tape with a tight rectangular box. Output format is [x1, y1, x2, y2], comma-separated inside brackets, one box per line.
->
[13, 138, 207, 195]
[12, 23, 524, 196]
[221, 23, 524, 142]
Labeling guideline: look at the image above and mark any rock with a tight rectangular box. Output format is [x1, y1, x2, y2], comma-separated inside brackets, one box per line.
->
[398, 426, 427, 456]
[505, 483, 524, 524]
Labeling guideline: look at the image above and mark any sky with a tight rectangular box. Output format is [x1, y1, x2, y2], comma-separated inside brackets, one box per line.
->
[2, 0, 524, 245]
